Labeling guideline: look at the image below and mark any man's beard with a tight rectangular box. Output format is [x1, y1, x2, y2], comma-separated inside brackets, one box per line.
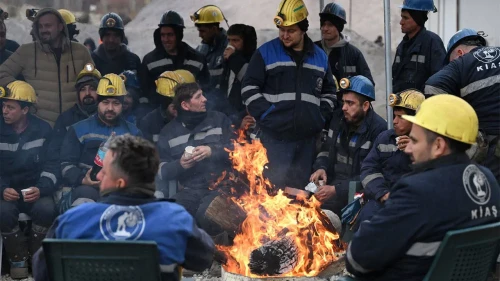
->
[345, 109, 366, 125]
[82, 96, 96, 105]
[40, 32, 53, 44]
[98, 110, 119, 123]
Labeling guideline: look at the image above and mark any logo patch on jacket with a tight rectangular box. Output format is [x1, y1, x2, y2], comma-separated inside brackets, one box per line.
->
[315, 77, 323, 92]
[473, 47, 500, 64]
[463, 164, 491, 205]
[100, 205, 146, 240]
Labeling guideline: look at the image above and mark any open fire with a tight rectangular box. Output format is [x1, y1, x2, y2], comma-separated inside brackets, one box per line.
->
[215, 131, 344, 277]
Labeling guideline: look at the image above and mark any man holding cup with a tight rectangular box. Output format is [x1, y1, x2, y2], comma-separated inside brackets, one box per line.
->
[0, 80, 59, 279]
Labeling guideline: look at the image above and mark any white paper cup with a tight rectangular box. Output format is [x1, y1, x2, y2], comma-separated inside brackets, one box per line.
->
[184, 146, 195, 159]
[21, 188, 32, 197]
[226, 44, 235, 51]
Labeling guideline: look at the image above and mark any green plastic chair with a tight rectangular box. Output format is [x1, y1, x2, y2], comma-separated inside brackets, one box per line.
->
[43, 239, 163, 281]
[422, 221, 500, 281]
[338, 221, 500, 281]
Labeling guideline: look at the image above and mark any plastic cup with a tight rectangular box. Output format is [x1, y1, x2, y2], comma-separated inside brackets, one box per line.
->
[21, 188, 32, 197]
[184, 146, 195, 159]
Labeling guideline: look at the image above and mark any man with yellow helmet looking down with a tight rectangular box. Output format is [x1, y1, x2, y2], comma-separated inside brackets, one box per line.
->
[355, 89, 425, 228]
[59, 73, 141, 212]
[241, 0, 337, 191]
[139, 69, 195, 144]
[346, 94, 500, 280]
[0, 81, 59, 279]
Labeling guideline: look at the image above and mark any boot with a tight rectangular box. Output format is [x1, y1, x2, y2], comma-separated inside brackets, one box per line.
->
[30, 224, 49, 257]
[2, 227, 29, 279]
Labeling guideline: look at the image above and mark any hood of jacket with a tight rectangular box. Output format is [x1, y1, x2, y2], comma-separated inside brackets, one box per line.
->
[31, 8, 71, 53]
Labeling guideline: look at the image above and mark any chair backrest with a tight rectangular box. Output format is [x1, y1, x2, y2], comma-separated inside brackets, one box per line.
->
[423, 221, 500, 281]
[43, 239, 162, 281]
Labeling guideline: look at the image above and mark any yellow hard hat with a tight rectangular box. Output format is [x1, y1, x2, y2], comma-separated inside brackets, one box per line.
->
[58, 9, 76, 25]
[175, 70, 196, 83]
[402, 94, 478, 144]
[97, 74, 127, 97]
[0, 81, 37, 104]
[155, 70, 193, 98]
[76, 63, 101, 82]
[389, 89, 425, 111]
[274, 0, 309, 27]
[191, 5, 225, 24]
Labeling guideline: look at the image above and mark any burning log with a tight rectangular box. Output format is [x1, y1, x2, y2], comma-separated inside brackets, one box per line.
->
[248, 236, 298, 276]
[205, 195, 247, 236]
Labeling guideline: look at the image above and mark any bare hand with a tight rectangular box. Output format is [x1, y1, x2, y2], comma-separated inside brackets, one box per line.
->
[397, 135, 410, 151]
[315, 185, 336, 202]
[23, 187, 40, 203]
[192, 146, 212, 162]
[223, 46, 235, 60]
[3, 188, 19, 201]
[310, 169, 327, 184]
[82, 168, 100, 187]
[180, 153, 196, 169]
[379, 192, 390, 203]
[240, 115, 256, 130]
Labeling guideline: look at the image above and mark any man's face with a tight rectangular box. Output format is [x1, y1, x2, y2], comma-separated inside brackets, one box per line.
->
[160, 26, 177, 53]
[320, 21, 339, 42]
[2, 100, 27, 125]
[123, 95, 134, 112]
[393, 108, 413, 136]
[102, 30, 122, 52]
[228, 35, 244, 51]
[405, 124, 433, 164]
[97, 150, 122, 192]
[0, 25, 6, 51]
[98, 98, 122, 123]
[197, 25, 217, 44]
[79, 84, 98, 106]
[279, 24, 304, 49]
[400, 11, 419, 35]
[342, 92, 367, 125]
[182, 90, 207, 112]
[38, 13, 63, 45]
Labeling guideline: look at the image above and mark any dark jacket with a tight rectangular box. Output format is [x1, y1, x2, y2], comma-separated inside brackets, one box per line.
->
[5, 39, 20, 53]
[196, 29, 228, 90]
[220, 51, 252, 124]
[60, 114, 141, 187]
[315, 35, 374, 85]
[392, 27, 446, 93]
[0, 114, 59, 197]
[241, 34, 337, 141]
[360, 129, 412, 201]
[138, 107, 173, 144]
[92, 43, 141, 76]
[47, 104, 92, 174]
[347, 154, 500, 281]
[157, 111, 234, 190]
[0, 48, 12, 65]
[140, 29, 210, 103]
[313, 109, 387, 214]
[32, 191, 214, 281]
[425, 46, 500, 136]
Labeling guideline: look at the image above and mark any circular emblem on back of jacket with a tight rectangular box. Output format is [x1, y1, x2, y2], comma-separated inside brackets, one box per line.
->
[99, 205, 146, 241]
[462, 164, 491, 205]
[106, 17, 116, 27]
[473, 47, 500, 64]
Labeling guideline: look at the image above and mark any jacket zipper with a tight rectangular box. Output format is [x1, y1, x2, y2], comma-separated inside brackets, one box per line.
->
[51, 51, 63, 114]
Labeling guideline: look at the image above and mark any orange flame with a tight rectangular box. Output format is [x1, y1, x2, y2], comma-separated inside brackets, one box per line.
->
[218, 130, 342, 277]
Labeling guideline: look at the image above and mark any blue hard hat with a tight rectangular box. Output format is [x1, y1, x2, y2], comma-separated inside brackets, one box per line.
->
[319, 2, 347, 24]
[400, 0, 437, 12]
[120, 70, 140, 90]
[445, 28, 486, 63]
[339, 75, 375, 101]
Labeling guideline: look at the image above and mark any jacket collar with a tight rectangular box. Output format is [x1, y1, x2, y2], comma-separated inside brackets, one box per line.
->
[1, 113, 41, 136]
[94, 43, 127, 60]
[100, 191, 157, 205]
[403, 27, 426, 42]
[410, 153, 471, 174]
[92, 113, 125, 128]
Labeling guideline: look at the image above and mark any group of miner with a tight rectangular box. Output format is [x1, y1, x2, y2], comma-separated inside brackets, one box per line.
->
[0, 0, 498, 280]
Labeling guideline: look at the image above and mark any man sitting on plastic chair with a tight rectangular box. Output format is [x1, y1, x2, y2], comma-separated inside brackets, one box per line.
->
[32, 134, 214, 281]
[346, 95, 500, 280]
